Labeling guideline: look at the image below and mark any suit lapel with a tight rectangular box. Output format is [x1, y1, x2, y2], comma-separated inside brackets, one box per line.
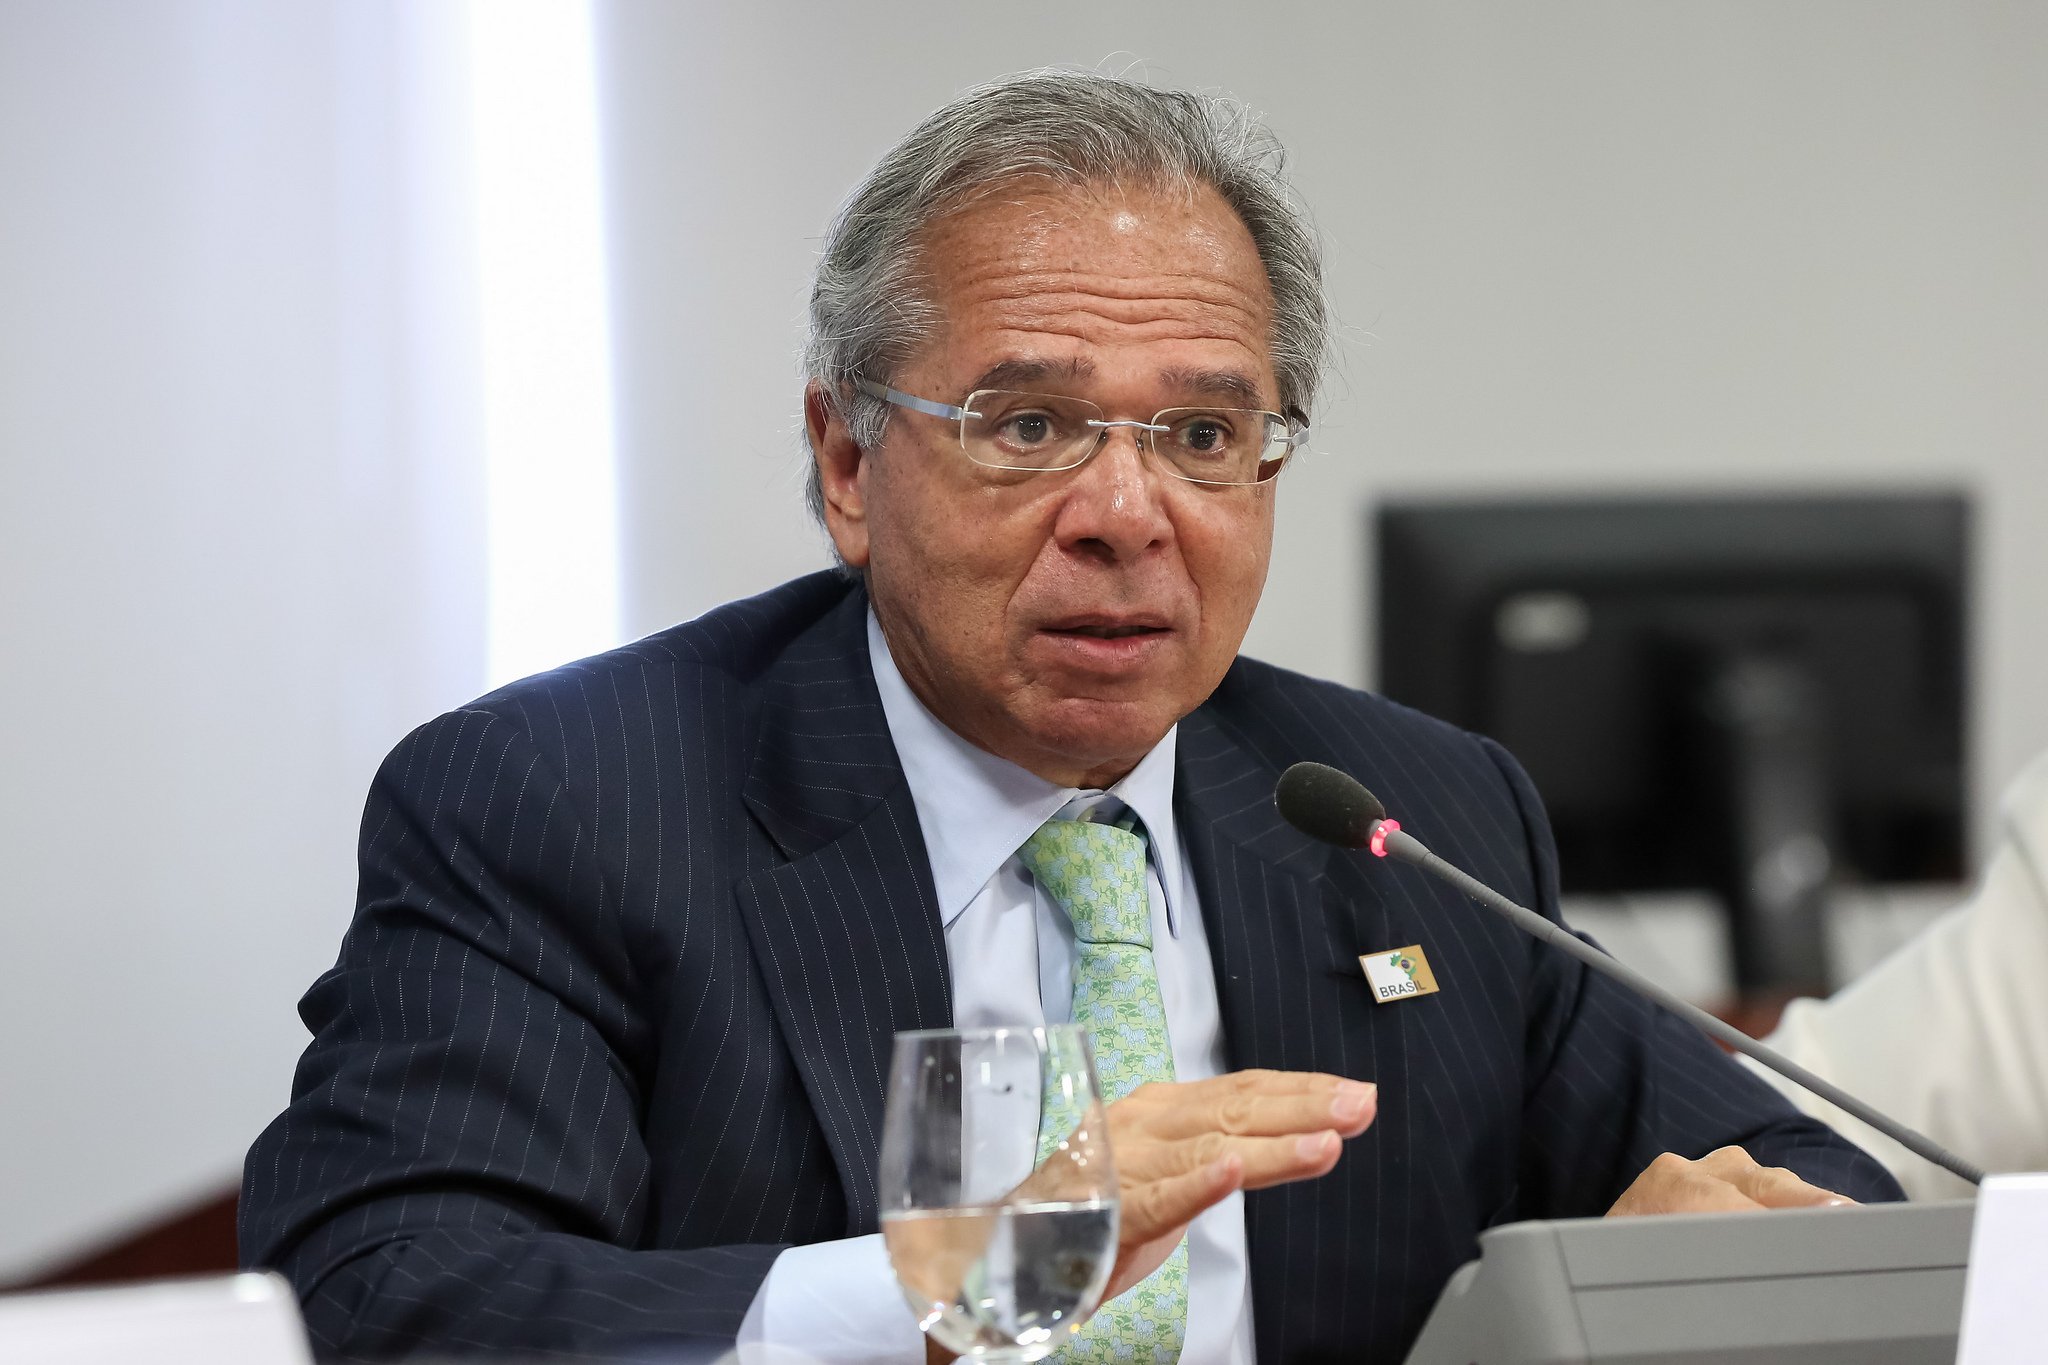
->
[1176, 702, 1345, 1076]
[1178, 695, 1407, 1363]
[733, 590, 952, 1235]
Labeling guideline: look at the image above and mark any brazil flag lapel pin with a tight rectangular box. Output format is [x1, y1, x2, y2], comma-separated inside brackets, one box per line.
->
[1360, 943, 1440, 1004]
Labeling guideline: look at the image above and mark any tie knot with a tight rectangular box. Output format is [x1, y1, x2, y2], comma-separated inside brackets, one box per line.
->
[1018, 815, 1151, 948]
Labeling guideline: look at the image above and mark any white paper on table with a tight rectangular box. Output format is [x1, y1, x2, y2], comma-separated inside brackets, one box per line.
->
[0, 1273, 312, 1365]
[1956, 1171, 2048, 1364]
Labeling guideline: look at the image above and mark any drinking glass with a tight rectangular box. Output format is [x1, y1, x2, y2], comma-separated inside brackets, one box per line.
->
[878, 1025, 1120, 1361]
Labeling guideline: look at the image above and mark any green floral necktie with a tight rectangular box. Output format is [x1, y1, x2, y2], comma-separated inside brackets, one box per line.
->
[1019, 812, 1188, 1365]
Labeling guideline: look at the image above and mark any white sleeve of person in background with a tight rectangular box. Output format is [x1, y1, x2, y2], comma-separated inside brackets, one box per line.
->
[1750, 750, 2048, 1200]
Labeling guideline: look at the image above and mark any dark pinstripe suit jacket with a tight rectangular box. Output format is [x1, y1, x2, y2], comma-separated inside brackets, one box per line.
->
[242, 571, 1900, 1362]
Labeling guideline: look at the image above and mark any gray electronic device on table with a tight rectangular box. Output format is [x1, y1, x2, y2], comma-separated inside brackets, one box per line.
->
[1402, 1200, 1973, 1365]
[1270, 764, 1988, 1364]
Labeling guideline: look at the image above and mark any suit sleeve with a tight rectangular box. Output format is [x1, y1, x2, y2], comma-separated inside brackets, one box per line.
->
[239, 707, 780, 1360]
[1475, 737, 1909, 1216]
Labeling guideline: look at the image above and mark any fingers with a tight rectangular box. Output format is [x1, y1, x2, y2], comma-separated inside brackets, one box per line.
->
[1099, 1070, 1376, 1233]
[1126, 1127, 1348, 1191]
[1121, 1153, 1243, 1247]
[1701, 1146, 1854, 1209]
[1106, 1071, 1372, 1194]
[1134, 1070, 1378, 1141]
[1607, 1147, 1857, 1217]
[1609, 1152, 1766, 1217]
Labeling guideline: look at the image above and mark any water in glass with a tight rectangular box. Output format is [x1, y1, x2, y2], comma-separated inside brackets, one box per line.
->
[878, 1025, 1119, 1361]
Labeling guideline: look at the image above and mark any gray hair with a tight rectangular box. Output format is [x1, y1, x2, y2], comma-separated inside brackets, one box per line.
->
[803, 68, 1327, 525]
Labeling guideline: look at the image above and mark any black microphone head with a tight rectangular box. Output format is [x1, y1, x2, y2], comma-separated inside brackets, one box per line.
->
[1275, 762, 1388, 849]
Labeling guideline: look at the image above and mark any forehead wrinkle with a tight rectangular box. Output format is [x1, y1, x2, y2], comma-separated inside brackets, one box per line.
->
[956, 267, 1272, 343]
[968, 278, 1270, 343]
[986, 295, 1268, 339]
[961, 265, 1266, 312]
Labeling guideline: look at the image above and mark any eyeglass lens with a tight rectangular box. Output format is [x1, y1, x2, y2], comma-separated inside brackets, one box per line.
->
[960, 390, 1288, 484]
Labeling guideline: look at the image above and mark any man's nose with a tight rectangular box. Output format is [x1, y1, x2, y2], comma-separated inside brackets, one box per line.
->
[1052, 424, 1174, 561]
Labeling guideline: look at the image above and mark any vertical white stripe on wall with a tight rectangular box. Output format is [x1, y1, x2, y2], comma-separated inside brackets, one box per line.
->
[468, 0, 620, 687]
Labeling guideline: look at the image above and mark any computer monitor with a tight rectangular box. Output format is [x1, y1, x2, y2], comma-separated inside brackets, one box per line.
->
[1374, 493, 1968, 994]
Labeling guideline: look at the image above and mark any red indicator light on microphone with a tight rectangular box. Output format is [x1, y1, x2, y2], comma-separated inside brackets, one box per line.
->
[1369, 819, 1401, 858]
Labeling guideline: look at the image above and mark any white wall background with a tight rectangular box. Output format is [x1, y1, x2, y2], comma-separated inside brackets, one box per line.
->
[1, 0, 2043, 1275]
[0, 1, 488, 1276]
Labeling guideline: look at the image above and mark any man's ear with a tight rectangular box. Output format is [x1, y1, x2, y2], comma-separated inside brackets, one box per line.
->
[806, 381, 871, 568]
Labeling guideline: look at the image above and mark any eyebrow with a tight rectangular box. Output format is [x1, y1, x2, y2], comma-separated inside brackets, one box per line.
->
[1157, 366, 1269, 409]
[966, 357, 1096, 393]
[964, 358, 1271, 409]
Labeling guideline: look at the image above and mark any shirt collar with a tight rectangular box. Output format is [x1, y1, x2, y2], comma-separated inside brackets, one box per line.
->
[866, 610, 1186, 936]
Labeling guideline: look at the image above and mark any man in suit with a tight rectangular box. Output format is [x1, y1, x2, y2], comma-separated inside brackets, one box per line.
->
[242, 71, 1900, 1363]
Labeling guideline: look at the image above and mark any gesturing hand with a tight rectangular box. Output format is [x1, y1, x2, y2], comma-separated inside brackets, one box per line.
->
[1094, 1069, 1377, 1301]
[1607, 1145, 1855, 1217]
[919, 1070, 1376, 1365]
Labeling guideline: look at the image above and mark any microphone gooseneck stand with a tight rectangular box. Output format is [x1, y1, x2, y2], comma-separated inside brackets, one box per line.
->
[1275, 761, 1986, 1188]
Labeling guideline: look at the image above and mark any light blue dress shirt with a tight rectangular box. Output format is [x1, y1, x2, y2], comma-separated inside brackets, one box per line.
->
[735, 614, 1254, 1364]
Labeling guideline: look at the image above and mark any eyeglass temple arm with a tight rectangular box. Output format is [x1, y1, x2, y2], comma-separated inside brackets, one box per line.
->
[853, 378, 975, 421]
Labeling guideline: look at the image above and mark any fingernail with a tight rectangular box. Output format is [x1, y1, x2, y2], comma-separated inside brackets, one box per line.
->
[1331, 1081, 1376, 1122]
[1297, 1132, 1334, 1161]
[1824, 1197, 1854, 1207]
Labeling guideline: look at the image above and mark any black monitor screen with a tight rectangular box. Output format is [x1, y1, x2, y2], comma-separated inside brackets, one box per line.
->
[1374, 494, 1968, 991]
